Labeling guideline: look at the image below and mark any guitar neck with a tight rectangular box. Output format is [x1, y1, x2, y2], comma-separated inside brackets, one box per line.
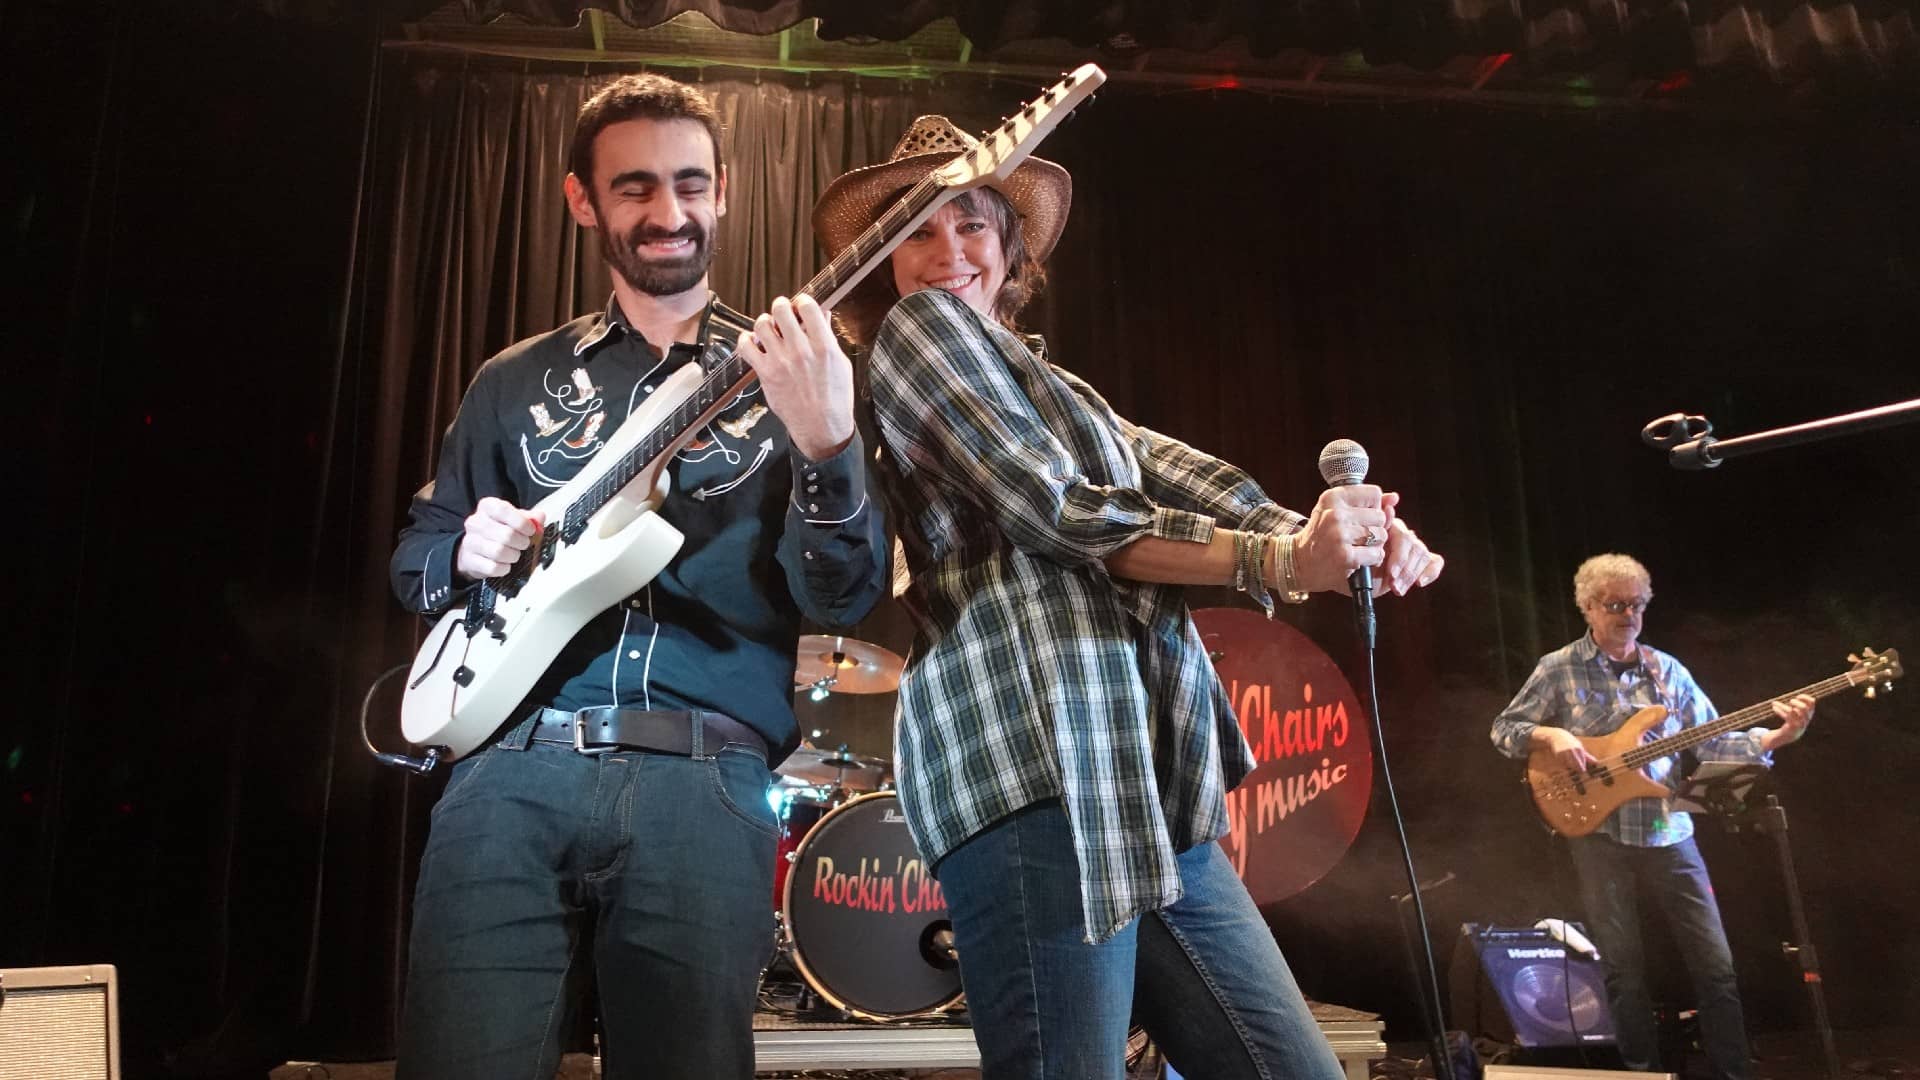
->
[555, 177, 954, 541]
[1622, 668, 1859, 767]
[535, 62, 1107, 546]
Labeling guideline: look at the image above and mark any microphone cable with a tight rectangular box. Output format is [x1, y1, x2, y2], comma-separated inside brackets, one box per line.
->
[1319, 437, 1453, 1080]
[1358, 638, 1455, 1080]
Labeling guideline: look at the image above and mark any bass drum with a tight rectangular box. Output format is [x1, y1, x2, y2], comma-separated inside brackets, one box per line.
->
[782, 791, 964, 1020]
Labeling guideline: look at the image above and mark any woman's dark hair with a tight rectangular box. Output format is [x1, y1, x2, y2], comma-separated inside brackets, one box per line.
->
[833, 186, 1046, 348]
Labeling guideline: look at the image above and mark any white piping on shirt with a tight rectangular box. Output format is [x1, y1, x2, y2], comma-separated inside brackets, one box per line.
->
[691, 437, 773, 500]
[609, 584, 660, 711]
[794, 492, 870, 526]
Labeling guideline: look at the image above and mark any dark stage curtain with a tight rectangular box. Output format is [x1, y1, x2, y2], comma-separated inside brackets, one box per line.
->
[9, 8, 1920, 1073]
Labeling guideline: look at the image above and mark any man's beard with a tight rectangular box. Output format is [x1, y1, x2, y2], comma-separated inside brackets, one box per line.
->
[597, 216, 715, 297]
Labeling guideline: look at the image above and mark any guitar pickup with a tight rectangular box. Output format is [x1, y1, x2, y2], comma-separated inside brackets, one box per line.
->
[462, 589, 497, 638]
[1564, 761, 1615, 796]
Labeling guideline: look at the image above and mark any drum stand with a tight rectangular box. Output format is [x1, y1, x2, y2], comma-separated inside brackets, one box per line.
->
[1673, 765, 1842, 1080]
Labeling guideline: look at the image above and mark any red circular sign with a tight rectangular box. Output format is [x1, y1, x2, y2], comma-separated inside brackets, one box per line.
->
[1192, 607, 1373, 905]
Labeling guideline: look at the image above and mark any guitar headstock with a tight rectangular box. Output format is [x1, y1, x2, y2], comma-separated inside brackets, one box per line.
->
[1847, 647, 1902, 699]
[931, 64, 1107, 190]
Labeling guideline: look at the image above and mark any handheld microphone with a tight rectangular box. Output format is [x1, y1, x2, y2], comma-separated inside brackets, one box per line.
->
[1317, 438, 1376, 648]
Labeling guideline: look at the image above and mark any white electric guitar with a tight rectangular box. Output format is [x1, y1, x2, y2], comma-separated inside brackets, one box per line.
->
[401, 63, 1109, 759]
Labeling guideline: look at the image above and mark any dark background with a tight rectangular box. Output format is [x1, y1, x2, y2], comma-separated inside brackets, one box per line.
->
[5, 2, 1918, 1076]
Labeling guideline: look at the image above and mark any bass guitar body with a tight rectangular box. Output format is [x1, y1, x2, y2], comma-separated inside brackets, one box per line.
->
[1525, 705, 1675, 837]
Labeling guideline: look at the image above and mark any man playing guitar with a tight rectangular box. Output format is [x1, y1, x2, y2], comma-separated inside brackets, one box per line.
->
[1492, 553, 1815, 1080]
[388, 73, 887, 1079]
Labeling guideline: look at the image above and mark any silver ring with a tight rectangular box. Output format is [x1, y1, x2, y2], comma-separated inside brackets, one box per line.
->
[1360, 527, 1380, 547]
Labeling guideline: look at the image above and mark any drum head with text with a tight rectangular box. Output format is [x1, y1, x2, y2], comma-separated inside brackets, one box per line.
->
[782, 792, 963, 1019]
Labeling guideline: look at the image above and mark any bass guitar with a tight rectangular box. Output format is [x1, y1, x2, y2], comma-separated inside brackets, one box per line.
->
[1527, 648, 1900, 836]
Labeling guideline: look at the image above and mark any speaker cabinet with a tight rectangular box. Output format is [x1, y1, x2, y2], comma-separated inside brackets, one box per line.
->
[0, 965, 121, 1080]
[1451, 924, 1616, 1049]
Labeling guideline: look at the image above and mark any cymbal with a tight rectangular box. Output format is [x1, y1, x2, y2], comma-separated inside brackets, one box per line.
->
[794, 635, 904, 695]
[776, 745, 891, 789]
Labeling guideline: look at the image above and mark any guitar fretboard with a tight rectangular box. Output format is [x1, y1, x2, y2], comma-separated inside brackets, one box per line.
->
[1620, 669, 1866, 768]
[555, 175, 950, 542]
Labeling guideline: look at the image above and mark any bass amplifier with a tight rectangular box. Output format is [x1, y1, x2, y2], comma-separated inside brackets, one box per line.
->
[0, 965, 121, 1080]
[1451, 924, 1616, 1048]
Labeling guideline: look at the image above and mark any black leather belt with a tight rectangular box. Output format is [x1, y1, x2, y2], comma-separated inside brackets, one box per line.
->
[530, 706, 767, 759]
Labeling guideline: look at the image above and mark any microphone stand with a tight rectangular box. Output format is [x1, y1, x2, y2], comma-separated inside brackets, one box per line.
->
[1642, 398, 1920, 470]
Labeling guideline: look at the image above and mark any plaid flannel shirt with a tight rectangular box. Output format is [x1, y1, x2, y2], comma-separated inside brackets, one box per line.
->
[1491, 634, 1773, 846]
[867, 288, 1306, 941]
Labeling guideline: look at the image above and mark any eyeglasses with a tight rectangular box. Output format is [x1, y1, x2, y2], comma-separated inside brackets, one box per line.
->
[1599, 599, 1650, 615]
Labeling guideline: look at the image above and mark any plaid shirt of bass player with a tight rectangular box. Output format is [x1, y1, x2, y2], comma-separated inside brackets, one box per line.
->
[866, 288, 1308, 942]
[1491, 633, 1773, 847]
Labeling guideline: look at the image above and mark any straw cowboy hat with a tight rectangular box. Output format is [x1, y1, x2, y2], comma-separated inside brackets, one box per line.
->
[811, 115, 1072, 264]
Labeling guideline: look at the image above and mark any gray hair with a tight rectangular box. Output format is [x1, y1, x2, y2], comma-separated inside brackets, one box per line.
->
[1573, 553, 1653, 609]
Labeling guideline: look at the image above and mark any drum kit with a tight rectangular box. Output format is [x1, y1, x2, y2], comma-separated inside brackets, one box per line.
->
[767, 636, 965, 1021]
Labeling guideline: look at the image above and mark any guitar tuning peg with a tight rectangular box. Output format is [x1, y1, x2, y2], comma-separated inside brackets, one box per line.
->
[1864, 646, 1880, 658]
[1848, 652, 1862, 665]
[1866, 685, 1879, 700]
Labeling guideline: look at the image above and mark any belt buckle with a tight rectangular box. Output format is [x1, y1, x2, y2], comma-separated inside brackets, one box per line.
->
[570, 718, 617, 756]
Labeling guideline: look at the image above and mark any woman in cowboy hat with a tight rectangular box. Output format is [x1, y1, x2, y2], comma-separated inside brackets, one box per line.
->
[810, 115, 1444, 1079]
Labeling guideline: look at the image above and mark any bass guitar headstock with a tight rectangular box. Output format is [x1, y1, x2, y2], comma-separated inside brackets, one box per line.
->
[1847, 647, 1902, 699]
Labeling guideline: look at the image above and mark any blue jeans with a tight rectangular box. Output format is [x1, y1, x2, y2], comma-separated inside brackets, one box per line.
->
[1567, 835, 1751, 1080]
[935, 800, 1346, 1080]
[396, 717, 778, 1080]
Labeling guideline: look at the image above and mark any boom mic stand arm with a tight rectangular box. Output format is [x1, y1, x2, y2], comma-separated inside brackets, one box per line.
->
[1642, 398, 1920, 470]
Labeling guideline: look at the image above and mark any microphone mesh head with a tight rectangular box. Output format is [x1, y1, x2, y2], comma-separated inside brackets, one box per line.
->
[1317, 438, 1370, 487]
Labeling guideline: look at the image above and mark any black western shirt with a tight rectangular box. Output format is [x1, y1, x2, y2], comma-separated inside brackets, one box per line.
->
[390, 296, 888, 758]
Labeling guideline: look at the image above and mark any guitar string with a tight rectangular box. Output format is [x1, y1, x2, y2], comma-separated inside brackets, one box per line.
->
[557, 172, 950, 533]
[479, 173, 952, 595]
[1533, 668, 1883, 801]
[486, 99, 1073, 588]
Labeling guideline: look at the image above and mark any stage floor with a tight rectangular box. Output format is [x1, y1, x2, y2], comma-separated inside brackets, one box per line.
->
[748, 998, 1384, 1078]
[268, 999, 1384, 1078]
[268, 1022, 1918, 1079]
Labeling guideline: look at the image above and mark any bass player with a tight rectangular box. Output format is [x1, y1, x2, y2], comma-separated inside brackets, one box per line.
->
[1491, 552, 1814, 1080]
